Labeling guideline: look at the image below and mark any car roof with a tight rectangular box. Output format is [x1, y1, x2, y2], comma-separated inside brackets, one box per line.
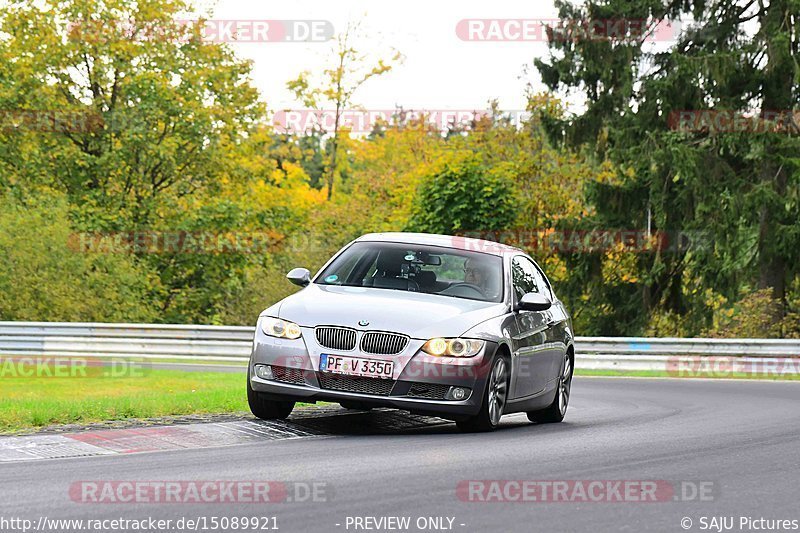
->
[354, 232, 523, 257]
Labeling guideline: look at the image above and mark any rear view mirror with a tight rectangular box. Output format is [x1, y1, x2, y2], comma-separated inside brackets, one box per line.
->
[408, 252, 442, 266]
[286, 267, 311, 287]
[518, 292, 552, 312]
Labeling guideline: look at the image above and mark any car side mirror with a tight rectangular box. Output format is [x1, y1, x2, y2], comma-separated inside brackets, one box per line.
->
[518, 292, 551, 312]
[286, 267, 311, 287]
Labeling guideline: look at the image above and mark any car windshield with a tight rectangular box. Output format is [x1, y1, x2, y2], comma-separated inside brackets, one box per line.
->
[316, 241, 504, 302]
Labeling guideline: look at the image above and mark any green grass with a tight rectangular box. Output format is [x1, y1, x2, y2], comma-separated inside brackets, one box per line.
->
[2, 365, 796, 435]
[0, 369, 249, 434]
[143, 358, 246, 366]
[575, 368, 800, 380]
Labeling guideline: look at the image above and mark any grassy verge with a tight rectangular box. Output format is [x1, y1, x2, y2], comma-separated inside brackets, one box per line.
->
[142, 358, 246, 366]
[575, 368, 800, 380]
[0, 369, 249, 434]
[2, 366, 797, 435]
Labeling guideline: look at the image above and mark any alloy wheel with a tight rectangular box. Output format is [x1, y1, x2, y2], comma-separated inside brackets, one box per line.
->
[488, 358, 508, 426]
[558, 354, 572, 416]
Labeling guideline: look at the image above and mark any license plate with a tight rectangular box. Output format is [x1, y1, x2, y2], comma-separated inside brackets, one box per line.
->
[320, 354, 394, 379]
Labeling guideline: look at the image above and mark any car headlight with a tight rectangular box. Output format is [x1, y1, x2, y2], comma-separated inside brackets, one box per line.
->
[261, 317, 302, 339]
[422, 338, 485, 357]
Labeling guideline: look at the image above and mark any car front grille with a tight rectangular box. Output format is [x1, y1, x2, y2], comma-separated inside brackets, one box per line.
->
[360, 332, 409, 355]
[317, 373, 395, 396]
[315, 326, 357, 351]
[407, 383, 451, 400]
[271, 366, 306, 385]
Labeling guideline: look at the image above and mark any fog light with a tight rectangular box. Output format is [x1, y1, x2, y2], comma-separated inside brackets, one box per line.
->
[254, 364, 273, 380]
[447, 386, 470, 401]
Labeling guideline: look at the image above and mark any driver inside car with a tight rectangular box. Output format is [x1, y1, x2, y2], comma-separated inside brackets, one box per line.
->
[463, 257, 498, 299]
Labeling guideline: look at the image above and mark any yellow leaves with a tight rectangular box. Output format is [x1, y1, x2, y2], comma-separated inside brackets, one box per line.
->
[595, 160, 624, 185]
[236, 161, 323, 218]
[526, 92, 565, 118]
[703, 288, 788, 338]
[602, 241, 640, 285]
[282, 161, 309, 186]
[268, 167, 287, 186]
[704, 288, 728, 311]
[541, 255, 568, 283]
[341, 125, 449, 230]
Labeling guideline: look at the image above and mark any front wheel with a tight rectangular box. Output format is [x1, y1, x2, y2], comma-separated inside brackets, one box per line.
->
[247, 379, 295, 420]
[527, 352, 572, 424]
[456, 356, 508, 432]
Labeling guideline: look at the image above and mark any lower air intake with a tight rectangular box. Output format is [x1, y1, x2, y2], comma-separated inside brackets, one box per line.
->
[407, 383, 451, 400]
[271, 366, 306, 385]
[317, 373, 395, 396]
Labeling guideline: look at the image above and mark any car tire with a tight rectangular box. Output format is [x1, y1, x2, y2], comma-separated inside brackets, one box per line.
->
[527, 352, 572, 424]
[456, 355, 509, 432]
[247, 378, 295, 420]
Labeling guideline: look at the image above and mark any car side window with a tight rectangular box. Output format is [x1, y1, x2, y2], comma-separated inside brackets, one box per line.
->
[531, 262, 553, 301]
[511, 256, 540, 301]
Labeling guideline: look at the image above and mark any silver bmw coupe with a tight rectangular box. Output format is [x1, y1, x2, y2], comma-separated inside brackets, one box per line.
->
[247, 232, 574, 431]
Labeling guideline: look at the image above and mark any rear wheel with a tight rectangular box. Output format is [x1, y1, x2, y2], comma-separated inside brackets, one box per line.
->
[456, 356, 508, 432]
[527, 352, 572, 424]
[247, 379, 295, 420]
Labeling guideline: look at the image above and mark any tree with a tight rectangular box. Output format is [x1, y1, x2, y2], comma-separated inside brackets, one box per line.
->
[0, 0, 325, 323]
[536, 0, 800, 334]
[0, 0, 265, 225]
[406, 155, 518, 235]
[0, 191, 158, 322]
[286, 21, 401, 199]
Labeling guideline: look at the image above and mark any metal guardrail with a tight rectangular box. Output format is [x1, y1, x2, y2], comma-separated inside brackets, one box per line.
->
[576, 337, 799, 373]
[0, 322, 798, 373]
[0, 322, 253, 363]
[576, 336, 800, 356]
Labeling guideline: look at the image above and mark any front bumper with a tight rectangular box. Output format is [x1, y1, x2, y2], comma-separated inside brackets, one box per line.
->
[249, 377, 485, 418]
[249, 326, 496, 419]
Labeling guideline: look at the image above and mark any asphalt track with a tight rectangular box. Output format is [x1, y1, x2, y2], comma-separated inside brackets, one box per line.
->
[1, 377, 798, 533]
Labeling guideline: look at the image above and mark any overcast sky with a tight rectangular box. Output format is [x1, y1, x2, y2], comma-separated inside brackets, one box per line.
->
[199, 0, 564, 114]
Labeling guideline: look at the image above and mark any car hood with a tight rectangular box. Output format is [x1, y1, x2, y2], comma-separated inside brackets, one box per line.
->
[273, 284, 507, 339]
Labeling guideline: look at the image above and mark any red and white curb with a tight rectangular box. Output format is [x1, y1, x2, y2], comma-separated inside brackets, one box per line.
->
[0, 420, 321, 462]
